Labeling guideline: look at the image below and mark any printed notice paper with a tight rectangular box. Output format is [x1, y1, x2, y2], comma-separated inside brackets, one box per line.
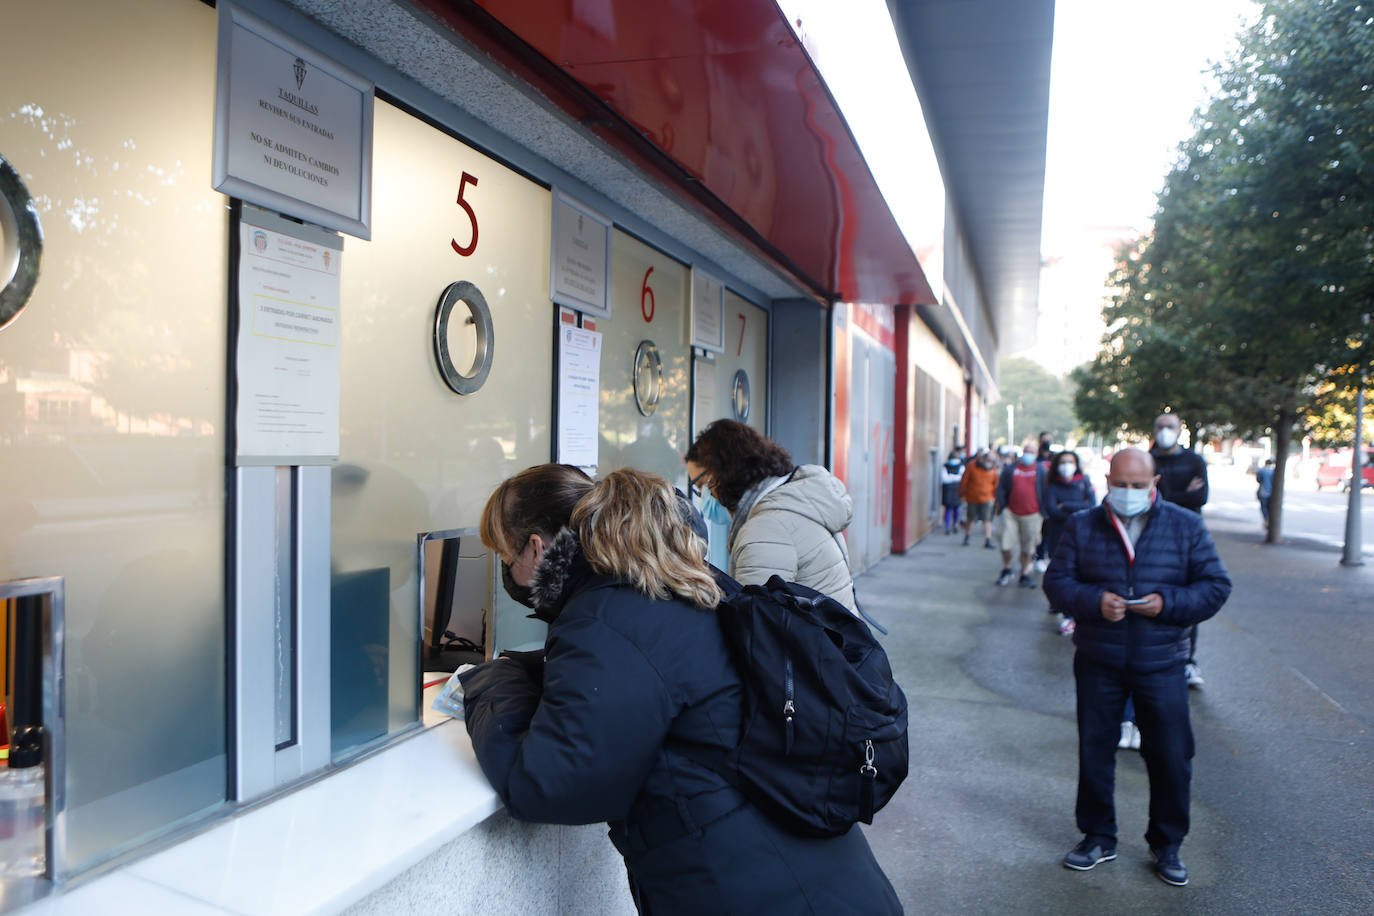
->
[694, 357, 717, 434]
[557, 326, 603, 467]
[691, 268, 724, 352]
[236, 219, 342, 464]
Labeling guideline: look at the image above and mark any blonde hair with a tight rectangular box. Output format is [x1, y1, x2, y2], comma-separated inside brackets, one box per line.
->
[572, 469, 722, 609]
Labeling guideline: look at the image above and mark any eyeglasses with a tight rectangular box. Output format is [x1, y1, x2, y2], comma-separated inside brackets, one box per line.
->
[688, 469, 709, 499]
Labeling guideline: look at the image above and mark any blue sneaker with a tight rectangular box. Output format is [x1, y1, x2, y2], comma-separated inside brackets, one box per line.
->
[1151, 845, 1188, 886]
[1063, 836, 1116, 871]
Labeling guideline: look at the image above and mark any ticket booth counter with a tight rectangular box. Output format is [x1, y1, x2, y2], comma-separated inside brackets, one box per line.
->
[0, 0, 797, 908]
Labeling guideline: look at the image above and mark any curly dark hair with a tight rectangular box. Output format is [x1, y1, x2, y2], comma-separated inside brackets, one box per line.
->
[685, 419, 794, 512]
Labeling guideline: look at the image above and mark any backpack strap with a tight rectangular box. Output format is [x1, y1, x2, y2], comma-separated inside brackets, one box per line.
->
[832, 532, 889, 636]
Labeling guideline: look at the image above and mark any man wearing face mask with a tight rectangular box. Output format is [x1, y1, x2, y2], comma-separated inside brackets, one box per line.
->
[1149, 414, 1210, 688]
[994, 443, 1046, 587]
[1043, 449, 1231, 888]
[959, 448, 1000, 548]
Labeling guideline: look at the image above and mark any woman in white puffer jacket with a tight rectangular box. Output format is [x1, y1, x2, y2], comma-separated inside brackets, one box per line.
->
[685, 420, 857, 613]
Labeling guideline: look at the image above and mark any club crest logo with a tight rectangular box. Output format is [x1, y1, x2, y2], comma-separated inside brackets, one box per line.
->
[293, 57, 307, 91]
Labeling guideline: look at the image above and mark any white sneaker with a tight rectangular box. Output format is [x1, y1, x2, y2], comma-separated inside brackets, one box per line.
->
[1057, 615, 1075, 636]
[1185, 663, 1205, 689]
[1118, 722, 1133, 749]
[1035, 558, 1050, 573]
[1129, 724, 1141, 751]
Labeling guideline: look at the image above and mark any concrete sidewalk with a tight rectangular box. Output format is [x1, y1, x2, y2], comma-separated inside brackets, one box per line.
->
[854, 511, 1374, 915]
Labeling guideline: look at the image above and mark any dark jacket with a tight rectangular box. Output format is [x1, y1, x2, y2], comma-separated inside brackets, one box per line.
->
[940, 462, 964, 508]
[1042, 500, 1232, 672]
[461, 530, 900, 915]
[1042, 473, 1096, 522]
[1149, 446, 1209, 513]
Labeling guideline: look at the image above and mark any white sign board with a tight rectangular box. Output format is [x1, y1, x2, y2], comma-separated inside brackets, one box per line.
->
[550, 191, 612, 317]
[214, 2, 373, 238]
[235, 208, 342, 464]
[557, 326, 603, 467]
[690, 268, 725, 352]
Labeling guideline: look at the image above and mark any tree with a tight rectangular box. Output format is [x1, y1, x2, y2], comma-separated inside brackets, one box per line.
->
[994, 357, 1078, 446]
[1073, 0, 1374, 543]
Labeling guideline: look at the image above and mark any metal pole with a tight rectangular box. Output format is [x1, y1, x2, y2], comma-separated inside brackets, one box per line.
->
[1341, 368, 1365, 566]
[1007, 404, 1015, 447]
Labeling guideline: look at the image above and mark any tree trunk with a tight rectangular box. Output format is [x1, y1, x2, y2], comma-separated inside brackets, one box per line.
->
[1267, 404, 1293, 544]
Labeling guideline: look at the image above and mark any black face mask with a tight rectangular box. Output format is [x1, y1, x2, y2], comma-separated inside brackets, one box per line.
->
[501, 560, 536, 608]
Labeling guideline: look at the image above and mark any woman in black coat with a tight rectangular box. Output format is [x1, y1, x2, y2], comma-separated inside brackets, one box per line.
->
[461, 465, 900, 915]
[1042, 451, 1097, 634]
[1042, 450, 1098, 559]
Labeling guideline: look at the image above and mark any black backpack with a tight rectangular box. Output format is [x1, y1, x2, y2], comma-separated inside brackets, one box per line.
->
[699, 575, 909, 838]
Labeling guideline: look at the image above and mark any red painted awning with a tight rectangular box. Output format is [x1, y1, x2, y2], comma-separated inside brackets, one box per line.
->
[413, 0, 935, 306]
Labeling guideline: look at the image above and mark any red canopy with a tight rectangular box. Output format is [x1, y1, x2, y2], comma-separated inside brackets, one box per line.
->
[414, 0, 935, 306]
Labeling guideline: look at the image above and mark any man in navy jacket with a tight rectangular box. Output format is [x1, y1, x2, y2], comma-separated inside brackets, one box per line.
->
[1043, 448, 1231, 888]
[1150, 412, 1211, 688]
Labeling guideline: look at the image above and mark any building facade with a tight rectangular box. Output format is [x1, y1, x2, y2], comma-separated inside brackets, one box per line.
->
[0, 0, 1050, 908]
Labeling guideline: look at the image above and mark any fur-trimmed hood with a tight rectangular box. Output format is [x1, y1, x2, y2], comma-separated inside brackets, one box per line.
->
[528, 527, 593, 623]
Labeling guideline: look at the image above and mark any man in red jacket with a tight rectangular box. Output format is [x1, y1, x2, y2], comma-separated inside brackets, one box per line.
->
[994, 443, 1044, 588]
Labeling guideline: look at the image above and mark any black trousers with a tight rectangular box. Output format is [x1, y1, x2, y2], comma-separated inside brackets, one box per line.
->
[1074, 654, 1194, 848]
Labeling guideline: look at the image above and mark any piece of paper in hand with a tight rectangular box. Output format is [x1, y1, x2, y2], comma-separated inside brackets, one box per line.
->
[431, 664, 476, 719]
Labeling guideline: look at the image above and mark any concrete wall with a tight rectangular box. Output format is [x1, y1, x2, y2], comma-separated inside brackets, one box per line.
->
[345, 812, 636, 916]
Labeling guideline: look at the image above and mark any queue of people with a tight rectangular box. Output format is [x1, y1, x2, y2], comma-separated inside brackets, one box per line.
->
[455, 415, 1228, 908]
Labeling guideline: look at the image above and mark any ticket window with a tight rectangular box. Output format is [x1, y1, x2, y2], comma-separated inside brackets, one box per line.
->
[178, 95, 554, 792]
[594, 231, 692, 488]
[2, 0, 230, 875]
[691, 293, 768, 438]
[690, 293, 768, 566]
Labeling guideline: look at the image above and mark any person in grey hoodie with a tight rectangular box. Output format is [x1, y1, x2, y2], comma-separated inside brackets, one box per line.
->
[685, 419, 857, 613]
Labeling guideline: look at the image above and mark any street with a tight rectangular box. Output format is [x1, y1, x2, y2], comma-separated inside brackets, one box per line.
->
[853, 470, 1374, 914]
[1204, 463, 1374, 556]
[1075, 457, 1374, 557]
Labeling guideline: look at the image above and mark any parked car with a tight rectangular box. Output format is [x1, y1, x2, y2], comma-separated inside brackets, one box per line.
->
[1316, 449, 1374, 491]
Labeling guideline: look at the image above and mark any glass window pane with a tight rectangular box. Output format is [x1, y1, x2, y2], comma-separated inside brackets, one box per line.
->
[329, 101, 553, 757]
[596, 232, 691, 486]
[0, 0, 227, 871]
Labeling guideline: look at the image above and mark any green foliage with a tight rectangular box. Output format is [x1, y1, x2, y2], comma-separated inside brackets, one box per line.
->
[993, 357, 1078, 445]
[1303, 365, 1374, 445]
[1074, 0, 1374, 449]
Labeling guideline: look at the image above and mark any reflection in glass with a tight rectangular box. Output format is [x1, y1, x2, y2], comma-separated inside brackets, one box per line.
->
[329, 101, 553, 758]
[598, 231, 691, 486]
[0, 0, 228, 873]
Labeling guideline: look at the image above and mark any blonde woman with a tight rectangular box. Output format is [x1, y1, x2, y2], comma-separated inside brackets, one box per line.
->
[462, 465, 899, 915]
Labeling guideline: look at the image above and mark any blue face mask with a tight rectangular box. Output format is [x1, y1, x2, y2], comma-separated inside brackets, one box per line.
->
[1018, 453, 1036, 467]
[698, 489, 732, 525]
[1109, 486, 1153, 518]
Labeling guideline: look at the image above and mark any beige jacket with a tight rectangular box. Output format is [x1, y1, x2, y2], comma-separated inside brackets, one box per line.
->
[727, 465, 857, 612]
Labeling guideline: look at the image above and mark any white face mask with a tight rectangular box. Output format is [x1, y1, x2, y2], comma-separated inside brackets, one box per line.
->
[1156, 427, 1179, 449]
[1109, 486, 1153, 518]
[1058, 462, 1076, 479]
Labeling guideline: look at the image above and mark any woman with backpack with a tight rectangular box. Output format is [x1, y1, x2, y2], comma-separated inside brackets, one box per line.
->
[461, 464, 901, 915]
[1041, 449, 1097, 635]
[684, 419, 857, 612]
[940, 452, 965, 535]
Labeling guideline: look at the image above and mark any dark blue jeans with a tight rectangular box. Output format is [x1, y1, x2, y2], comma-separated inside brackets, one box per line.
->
[1074, 654, 1194, 848]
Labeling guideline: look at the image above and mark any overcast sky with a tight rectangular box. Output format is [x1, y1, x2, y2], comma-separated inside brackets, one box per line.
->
[783, 0, 1260, 257]
[1041, 0, 1258, 250]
